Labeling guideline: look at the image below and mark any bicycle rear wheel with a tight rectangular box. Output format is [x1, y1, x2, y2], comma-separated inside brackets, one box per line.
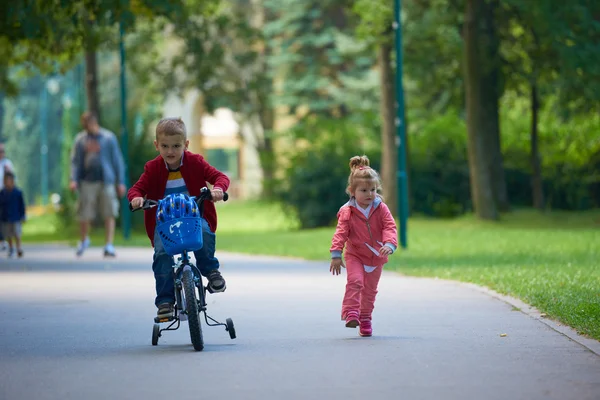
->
[182, 267, 204, 351]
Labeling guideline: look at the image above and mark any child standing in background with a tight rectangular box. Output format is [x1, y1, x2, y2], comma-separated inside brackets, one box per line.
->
[330, 155, 398, 337]
[0, 172, 26, 258]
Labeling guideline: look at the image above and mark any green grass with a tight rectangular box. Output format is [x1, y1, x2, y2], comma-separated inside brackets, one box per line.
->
[22, 202, 600, 340]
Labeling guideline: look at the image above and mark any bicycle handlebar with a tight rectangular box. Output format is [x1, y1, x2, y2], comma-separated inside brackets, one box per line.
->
[128, 187, 229, 212]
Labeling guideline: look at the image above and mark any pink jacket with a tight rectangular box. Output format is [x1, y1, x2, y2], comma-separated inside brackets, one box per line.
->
[330, 197, 398, 266]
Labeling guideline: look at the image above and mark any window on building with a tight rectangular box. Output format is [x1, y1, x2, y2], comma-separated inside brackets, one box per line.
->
[205, 148, 240, 180]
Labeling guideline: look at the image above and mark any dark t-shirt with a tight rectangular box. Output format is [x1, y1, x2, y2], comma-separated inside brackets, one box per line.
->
[0, 187, 25, 223]
[82, 134, 104, 182]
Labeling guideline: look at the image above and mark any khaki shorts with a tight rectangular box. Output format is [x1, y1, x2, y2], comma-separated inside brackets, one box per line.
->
[78, 181, 120, 221]
[2, 222, 22, 239]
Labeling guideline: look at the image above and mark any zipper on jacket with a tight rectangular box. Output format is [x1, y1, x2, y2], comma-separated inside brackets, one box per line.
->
[354, 204, 380, 265]
[366, 216, 376, 265]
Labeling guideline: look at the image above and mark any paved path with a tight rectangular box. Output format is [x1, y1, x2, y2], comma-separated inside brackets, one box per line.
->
[0, 246, 598, 400]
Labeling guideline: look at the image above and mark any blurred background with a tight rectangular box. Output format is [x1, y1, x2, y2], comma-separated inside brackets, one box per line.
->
[0, 0, 599, 234]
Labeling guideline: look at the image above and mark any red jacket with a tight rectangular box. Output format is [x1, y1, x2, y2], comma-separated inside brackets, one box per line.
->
[330, 197, 398, 266]
[127, 151, 230, 246]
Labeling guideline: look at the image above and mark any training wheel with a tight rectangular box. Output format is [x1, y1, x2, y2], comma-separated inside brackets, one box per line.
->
[152, 323, 161, 346]
[226, 318, 236, 340]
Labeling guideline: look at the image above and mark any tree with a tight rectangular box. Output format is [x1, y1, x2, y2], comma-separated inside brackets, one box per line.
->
[501, 2, 556, 210]
[501, 0, 600, 210]
[482, 0, 509, 212]
[150, 0, 279, 195]
[403, 0, 510, 215]
[208, 0, 278, 195]
[353, 0, 398, 216]
[0, 0, 189, 120]
[264, 0, 377, 120]
[463, 0, 498, 219]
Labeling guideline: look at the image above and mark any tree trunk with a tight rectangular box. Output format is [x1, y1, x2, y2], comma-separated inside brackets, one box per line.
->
[530, 80, 544, 210]
[403, 102, 411, 207]
[0, 91, 4, 142]
[255, 1, 277, 198]
[463, 0, 498, 220]
[378, 42, 398, 217]
[84, 49, 101, 122]
[481, 0, 509, 212]
[258, 101, 276, 197]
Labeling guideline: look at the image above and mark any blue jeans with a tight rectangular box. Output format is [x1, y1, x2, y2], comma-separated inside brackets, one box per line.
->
[152, 218, 219, 306]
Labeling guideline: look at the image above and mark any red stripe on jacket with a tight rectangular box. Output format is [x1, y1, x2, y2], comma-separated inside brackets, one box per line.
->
[127, 151, 230, 246]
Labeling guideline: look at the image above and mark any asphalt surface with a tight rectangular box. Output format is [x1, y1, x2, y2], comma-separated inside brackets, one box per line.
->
[0, 245, 599, 400]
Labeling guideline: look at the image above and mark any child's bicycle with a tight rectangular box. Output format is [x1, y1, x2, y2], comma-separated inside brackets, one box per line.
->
[130, 187, 236, 351]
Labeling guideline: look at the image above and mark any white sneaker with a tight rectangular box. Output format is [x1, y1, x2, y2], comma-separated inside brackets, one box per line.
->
[76, 237, 90, 257]
[104, 243, 116, 257]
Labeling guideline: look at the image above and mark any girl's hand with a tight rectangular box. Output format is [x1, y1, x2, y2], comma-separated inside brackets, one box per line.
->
[380, 245, 393, 256]
[330, 258, 345, 275]
[131, 197, 144, 209]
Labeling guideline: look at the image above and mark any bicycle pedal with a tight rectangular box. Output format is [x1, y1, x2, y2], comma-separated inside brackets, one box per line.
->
[206, 284, 226, 294]
[154, 316, 175, 323]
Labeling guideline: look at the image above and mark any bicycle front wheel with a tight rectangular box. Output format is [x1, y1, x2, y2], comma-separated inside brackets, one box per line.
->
[182, 267, 204, 351]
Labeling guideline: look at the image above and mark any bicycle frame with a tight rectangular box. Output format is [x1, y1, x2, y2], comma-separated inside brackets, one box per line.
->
[173, 250, 206, 319]
[158, 249, 224, 330]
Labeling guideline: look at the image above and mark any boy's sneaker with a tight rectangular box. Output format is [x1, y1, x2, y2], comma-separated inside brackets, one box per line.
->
[76, 237, 90, 257]
[359, 315, 372, 337]
[206, 270, 226, 293]
[7, 248, 14, 258]
[156, 303, 174, 319]
[17, 249, 23, 258]
[103, 244, 116, 258]
[345, 310, 360, 328]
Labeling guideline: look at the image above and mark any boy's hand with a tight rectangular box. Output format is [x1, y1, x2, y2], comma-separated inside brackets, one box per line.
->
[211, 189, 224, 202]
[380, 245, 393, 256]
[130, 197, 144, 209]
[330, 258, 345, 275]
[69, 181, 78, 192]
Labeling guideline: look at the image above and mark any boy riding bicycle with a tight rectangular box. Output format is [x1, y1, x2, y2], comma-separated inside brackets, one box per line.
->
[128, 117, 229, 319]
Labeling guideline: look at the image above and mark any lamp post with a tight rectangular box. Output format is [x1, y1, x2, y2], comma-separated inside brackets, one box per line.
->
[119, 20, 131, 240]
[394, 0, 409, 249]
[39, 85, 48, 206]
[39, 78, 60, 206]
[61, 92, 73, 188]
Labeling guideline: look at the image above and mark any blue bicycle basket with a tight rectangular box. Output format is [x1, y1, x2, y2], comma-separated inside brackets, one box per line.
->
[156, 193, 203, 256]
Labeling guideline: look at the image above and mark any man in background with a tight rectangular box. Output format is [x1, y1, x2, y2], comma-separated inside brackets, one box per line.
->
[70, 112, 126, 257]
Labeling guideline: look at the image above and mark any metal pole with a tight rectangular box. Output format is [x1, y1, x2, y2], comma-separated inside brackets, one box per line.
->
[40, 84, 49, 206]
[119, 21, 131, 240]
[394, 0, 409, 249]
[61, 90, 72, 189]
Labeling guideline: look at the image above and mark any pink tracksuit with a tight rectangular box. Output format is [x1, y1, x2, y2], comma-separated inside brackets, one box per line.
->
[330, 197, 398, 319]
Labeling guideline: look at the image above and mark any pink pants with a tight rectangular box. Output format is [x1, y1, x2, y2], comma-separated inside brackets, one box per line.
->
[341, 254, 384, 319]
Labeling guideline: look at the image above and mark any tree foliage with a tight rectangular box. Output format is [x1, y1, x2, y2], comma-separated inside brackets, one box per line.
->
[264, 0, 378, 120]
[0, 0, 191, 95]
[2, 0, 599, 219]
